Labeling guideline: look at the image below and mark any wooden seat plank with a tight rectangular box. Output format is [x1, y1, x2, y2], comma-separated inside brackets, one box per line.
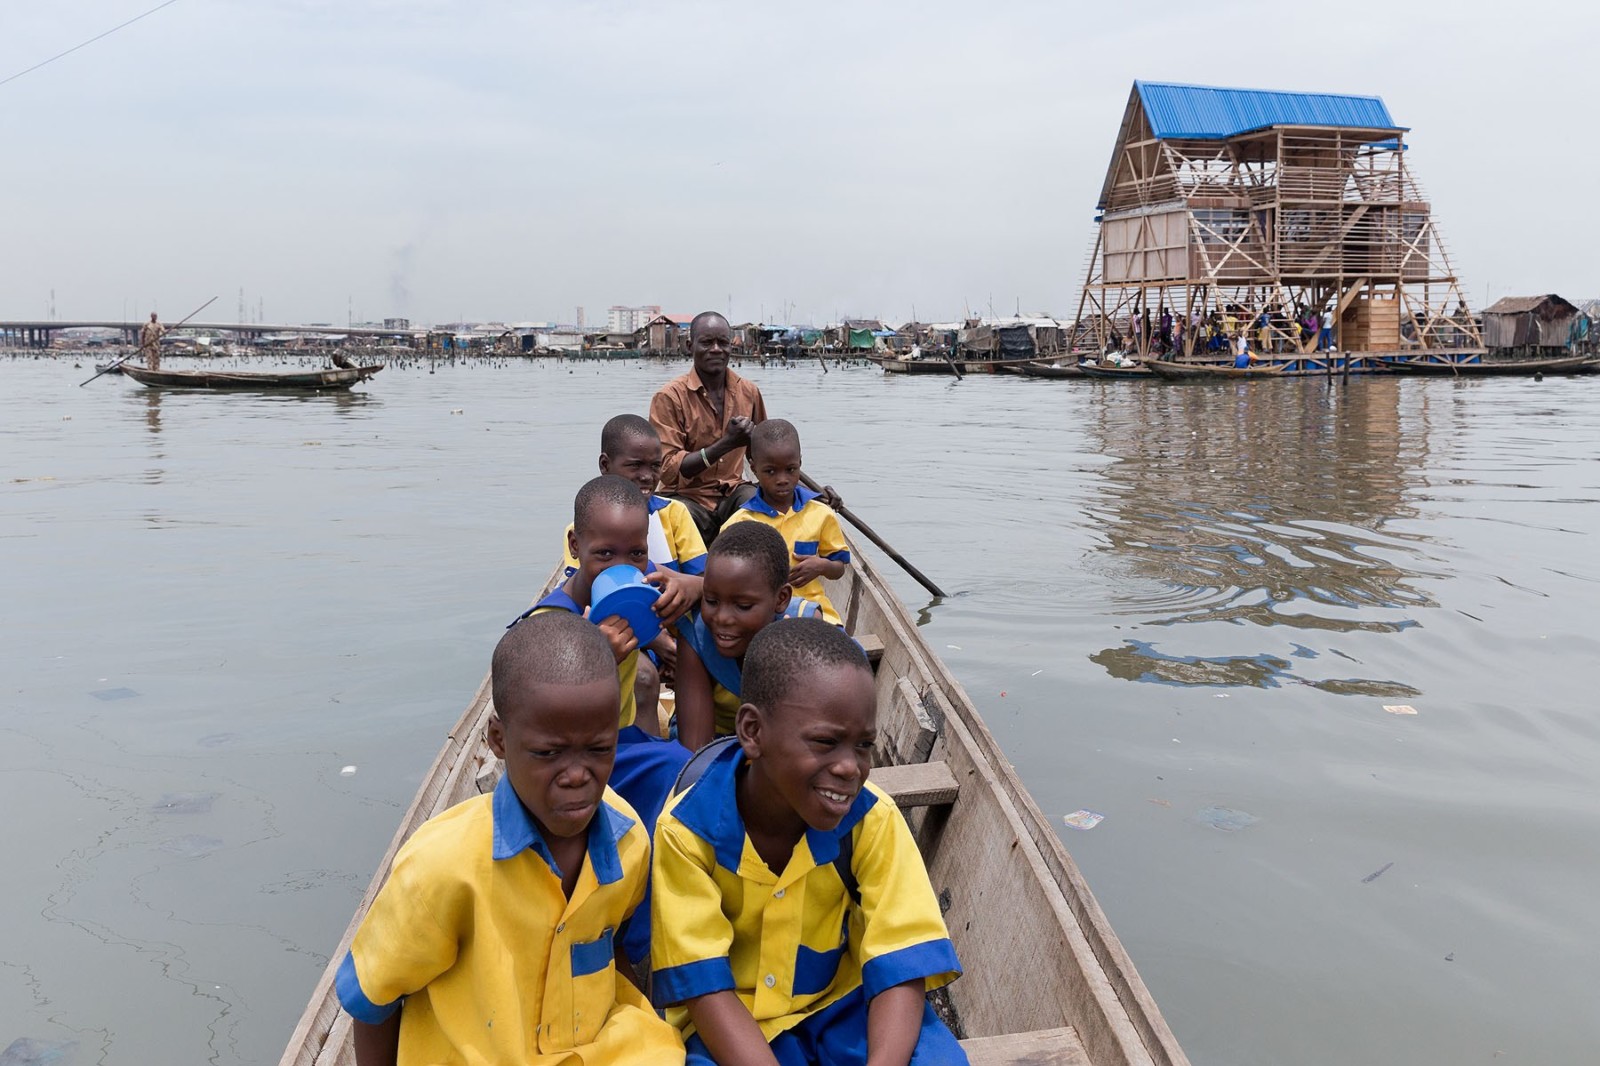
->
[858, 632, 885, 662]
[960, 1026, 1091, 1066]
[872, 760, 959, 808]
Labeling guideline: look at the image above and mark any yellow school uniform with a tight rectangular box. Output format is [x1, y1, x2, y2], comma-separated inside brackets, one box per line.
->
[720, 486, 849, 625]
[336, 778, 683, 1065]
[527, 590, 638, 729]
[563, 495, 707, 579]
[649, 742, 960, 1042]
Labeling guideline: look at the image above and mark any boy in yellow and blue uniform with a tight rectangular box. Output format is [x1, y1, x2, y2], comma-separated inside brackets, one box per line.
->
[671, 521, 820, 753]
[336, 610, 683, 1066]
[518, 474, 694, 968]
[651, 618, 967, 1066]
[561, 414, 707, 581]
[720, 419, 850, 625]
[560, 414, 707, 713]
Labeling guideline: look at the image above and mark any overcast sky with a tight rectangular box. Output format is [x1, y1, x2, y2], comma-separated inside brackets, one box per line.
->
[3, 0, 1592, 326]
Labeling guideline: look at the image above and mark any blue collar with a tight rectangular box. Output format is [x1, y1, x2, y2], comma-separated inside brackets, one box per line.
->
[669, 737, 876, 874]
[648, 495, 672, 515]
[490, 773, 633, 884]
[532, 586, 583, 615]
[531, 561, 658, 616]
[677, 612, 745, 695]
[741, 483, 820, 519]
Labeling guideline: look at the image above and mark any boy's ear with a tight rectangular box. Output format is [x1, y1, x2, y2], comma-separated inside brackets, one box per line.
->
[567, 526, 580, 560]
[597, 452, 611, 474]
[486, 715, 507, 759]
[734, 702, 762, 759]
[773, 584, 793, 617]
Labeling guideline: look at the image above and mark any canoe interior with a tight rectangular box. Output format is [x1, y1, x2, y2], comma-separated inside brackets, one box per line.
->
[279, 543, 1187, 1066]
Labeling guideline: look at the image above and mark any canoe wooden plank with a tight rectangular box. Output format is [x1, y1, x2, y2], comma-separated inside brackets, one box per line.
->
[870, 760, 960, 808]
[962, 1026, 1092, 1066]
[858, 632, 885, 663]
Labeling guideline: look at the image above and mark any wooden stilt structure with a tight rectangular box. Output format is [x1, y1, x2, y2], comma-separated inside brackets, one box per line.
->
[1074, 82, 1483, 369]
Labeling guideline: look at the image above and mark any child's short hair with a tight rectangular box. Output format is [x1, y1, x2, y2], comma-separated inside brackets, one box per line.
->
[743, 617, 868, 711]
[707, 522, 789, 593]
[492, 610, 617, 721]
[574, 473, 648, 532]
[748, 418, 800, 461]
[599, 413, 658, 456]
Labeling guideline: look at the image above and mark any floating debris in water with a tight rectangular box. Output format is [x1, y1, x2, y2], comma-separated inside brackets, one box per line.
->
[1061, 810, 1104, 831]
[1383, 704, 1418, 716]
[1194, 806, 1257, 832]
[151, 791, 219, 815]
[158, 834, 225, 857]
[0, 1038, 78, 1066]
[1148, 798, 1172, 808]
[89, 686, 138, 701]
[196, 733, 239, 748]
[946, 644, 961, 650]
[1444, 952, 1455, 962]
[1362, 861, 1394, 883]
[340, 765, 358, 776]
[450, 408, 464, 414]
[1031, 669, 1042, 676]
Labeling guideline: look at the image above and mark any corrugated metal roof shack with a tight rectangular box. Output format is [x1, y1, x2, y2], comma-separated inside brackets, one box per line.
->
[1481, 295, 1583, 353]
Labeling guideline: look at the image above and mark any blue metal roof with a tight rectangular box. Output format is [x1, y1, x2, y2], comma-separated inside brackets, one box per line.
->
[1135, 81, 1403, 140]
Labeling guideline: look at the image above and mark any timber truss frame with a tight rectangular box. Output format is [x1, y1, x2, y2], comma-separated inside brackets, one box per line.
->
[1074, 120, 1482, 360]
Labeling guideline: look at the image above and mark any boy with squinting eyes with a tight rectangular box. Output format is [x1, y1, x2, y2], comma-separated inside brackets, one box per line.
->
[651, 619, 967, 1066]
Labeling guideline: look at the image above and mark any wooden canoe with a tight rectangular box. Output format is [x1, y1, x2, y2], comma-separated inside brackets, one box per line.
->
[873, 354, 1049, 375]
[1014, 361, 1087, 379]
[119, 362, 383, 391]
[1389, 353, 1597, 375]
[1144, 359, 1285, 381]
[1077, 361, 1153, 380]
[279, 544, 1190, 1066]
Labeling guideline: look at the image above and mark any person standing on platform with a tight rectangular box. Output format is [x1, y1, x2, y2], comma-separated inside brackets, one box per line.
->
[139, 313, 165, 370]
[650, 312, 768, 544]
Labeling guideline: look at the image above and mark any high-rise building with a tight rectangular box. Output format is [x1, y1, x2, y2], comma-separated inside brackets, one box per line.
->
[608, 304, 662, 334]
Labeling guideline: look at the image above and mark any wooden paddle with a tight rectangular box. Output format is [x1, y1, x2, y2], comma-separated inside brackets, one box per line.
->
[79, 295, 217, 386]
[799, 472, 947, 598]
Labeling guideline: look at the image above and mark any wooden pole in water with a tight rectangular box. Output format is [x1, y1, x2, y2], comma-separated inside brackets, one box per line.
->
[798, 472, 947, 599]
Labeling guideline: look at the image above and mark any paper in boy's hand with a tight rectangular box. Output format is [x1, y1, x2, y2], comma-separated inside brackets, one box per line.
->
[1061, 810, 1105, 831]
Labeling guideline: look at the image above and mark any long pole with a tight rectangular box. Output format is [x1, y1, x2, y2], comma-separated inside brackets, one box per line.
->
[798, 472, 947, 599]
[79, 295, 217, 386]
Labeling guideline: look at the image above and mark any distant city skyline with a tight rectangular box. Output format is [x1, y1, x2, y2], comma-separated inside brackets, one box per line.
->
[3, 0, 1593, 325]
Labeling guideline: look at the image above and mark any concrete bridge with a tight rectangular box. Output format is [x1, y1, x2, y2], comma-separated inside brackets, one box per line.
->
[0, 320, 428, 347]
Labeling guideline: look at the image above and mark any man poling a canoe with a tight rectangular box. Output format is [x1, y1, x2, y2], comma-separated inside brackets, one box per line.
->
[139, 312, 165, 370]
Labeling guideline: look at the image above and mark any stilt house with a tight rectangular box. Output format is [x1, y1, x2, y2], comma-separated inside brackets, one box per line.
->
[1076, 81, 1480, 358]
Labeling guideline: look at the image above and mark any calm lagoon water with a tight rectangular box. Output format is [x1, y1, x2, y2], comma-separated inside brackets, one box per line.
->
[4, 354, 1599, 1065]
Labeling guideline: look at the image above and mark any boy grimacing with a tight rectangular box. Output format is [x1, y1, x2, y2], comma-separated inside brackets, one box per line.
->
[336, 610, 683, 1065]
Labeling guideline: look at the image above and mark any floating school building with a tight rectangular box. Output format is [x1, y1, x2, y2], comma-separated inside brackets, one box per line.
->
[1075, 81, 1482, 365]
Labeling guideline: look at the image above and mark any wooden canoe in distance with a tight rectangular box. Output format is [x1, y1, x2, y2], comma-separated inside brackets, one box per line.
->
[872, 354, 1050, 375]
[1014, 361, 1087, 379]
[1144, 359, 1286, 382]
[118, 362, 383, 391]
[1389, 353, 1598, 375]
[1077, 361, 1153, 380]
[278, 543, 1190, 1066]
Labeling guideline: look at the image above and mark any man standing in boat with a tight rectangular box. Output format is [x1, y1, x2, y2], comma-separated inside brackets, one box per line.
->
[650, 311, 767, 543]
[138, 312, 165, 370]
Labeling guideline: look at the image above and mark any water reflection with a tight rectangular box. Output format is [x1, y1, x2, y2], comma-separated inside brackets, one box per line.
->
[1083, 379, 1441, 689]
